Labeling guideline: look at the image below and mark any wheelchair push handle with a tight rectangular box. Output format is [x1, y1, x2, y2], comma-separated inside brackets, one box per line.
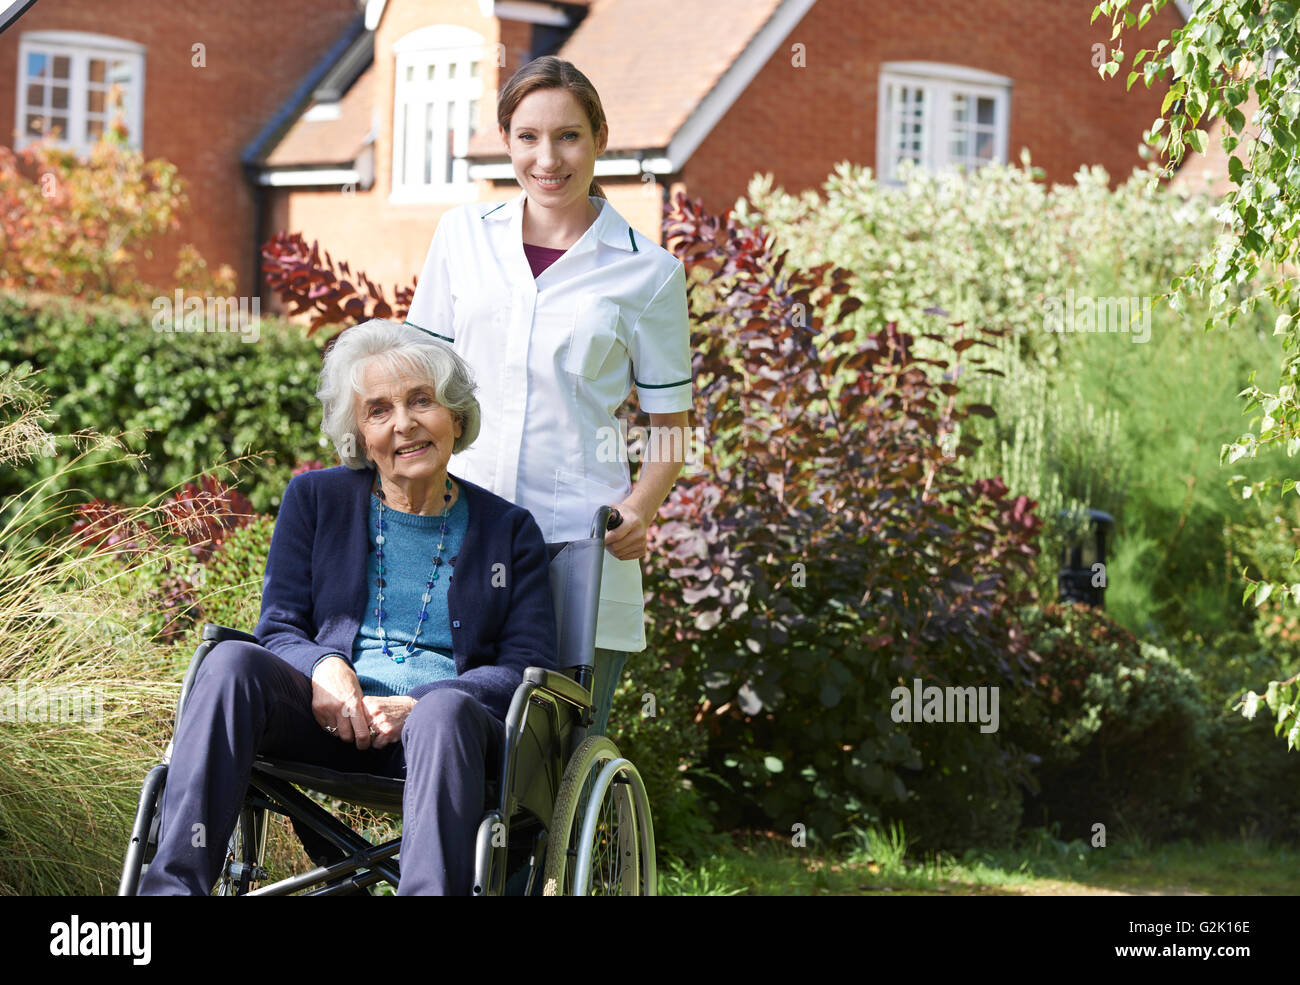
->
[589, 505, 623, 538]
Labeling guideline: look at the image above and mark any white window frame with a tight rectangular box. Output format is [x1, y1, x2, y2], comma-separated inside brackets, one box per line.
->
[877, 62, 1011, 183]
[390, 24, 486, 204]
[14, 31, 145, 154]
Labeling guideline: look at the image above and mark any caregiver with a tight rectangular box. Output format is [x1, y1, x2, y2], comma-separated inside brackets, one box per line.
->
[403, 55, 692, 736]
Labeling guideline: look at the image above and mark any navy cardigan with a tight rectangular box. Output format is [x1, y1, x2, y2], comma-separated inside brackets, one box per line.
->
[253, 465, 558, 722]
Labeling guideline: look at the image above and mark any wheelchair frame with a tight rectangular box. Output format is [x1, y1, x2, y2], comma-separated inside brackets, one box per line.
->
[117, 505, 656, 896]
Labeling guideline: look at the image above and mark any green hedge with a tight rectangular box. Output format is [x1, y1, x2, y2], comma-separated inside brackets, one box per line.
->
[0, 290, 333, 513]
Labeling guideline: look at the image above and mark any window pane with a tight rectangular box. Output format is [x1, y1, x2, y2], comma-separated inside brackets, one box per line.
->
[446, 101, 456, 183]
[470, 60, 480, 78]
[53, 55, 70, 79]
[89, 58, 106, 83]
[27, 52, 48, 80]
[890, 83, 926, 176]
[405, 64, 413, 82]
[950, 134, 968, 159]
[88, 89, 105, 114]
[51, 85, 68, 110]
[424, 101, 434, 184]
[25, 114, 45, 137]
[468, 98, 478, 138]
[87, 118, 104, 143]
[25, 83, 44, 108]
[952, 93, 970, 123]
[447, 62, 456, 80]
[977, 97, 995, 126]
[975, 130, 994, 160]
[427, 63, 436, 81]
[109, 59, 132, 86]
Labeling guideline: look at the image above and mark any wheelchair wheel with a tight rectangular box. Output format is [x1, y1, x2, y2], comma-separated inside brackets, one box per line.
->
[542, 736, 655, 896]
[214, 805, 268, 896]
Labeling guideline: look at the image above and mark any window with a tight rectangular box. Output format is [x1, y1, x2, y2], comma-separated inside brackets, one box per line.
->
[15, 32, 145, 153]
[391, 25, 485, 202]
[877, 63, 1011, 182]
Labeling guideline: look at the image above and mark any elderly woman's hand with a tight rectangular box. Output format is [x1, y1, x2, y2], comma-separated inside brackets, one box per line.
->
[361, 695, 418, 748]
[311, 656, 376, 750]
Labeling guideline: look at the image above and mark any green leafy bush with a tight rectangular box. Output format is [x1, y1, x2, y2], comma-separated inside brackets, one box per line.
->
[648, 192, 1044, 848]
[0, 290, 333, 513]
[192, 514, 275, 637]
[1009, 603, 1212, 839]
[732, 158, 1290, 648]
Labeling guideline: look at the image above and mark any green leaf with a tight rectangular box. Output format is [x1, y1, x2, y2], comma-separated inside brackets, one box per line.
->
[1257, 582, 1274, 607]
[1243, 691, 1261, 719]
[1276, 313, 1294, 336]
[1188, 129, 1207, 154]
[764, 756, 784, 773]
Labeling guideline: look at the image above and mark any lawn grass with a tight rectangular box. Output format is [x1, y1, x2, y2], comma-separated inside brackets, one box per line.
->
[656, 825, 1300, 896]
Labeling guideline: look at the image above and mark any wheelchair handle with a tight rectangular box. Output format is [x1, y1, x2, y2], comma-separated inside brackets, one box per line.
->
[589, 506, 623, 538]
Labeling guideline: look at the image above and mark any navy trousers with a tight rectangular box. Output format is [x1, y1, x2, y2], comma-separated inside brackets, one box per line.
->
[137, 640, 504, 896]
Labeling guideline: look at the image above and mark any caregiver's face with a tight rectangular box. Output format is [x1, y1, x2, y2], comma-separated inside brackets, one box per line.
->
[356, 360, 461, 490]
[501, 88, 607, 209]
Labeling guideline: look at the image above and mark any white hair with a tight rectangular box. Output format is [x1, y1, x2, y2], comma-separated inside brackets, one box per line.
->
[317, 319, 480, 470]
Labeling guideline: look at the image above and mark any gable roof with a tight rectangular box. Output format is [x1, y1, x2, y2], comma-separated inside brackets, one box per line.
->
[468, 0, 811, 175]
[243, 14, 370, 172]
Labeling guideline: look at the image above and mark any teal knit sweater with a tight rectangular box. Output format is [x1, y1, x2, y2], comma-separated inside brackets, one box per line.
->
[330, 490, 468, 696]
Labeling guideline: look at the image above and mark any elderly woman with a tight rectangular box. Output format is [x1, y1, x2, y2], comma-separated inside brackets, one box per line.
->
[138, 319, 557, 896]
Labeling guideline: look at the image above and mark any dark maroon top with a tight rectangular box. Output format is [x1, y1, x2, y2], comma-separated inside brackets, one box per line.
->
[522, 241, 567, 277]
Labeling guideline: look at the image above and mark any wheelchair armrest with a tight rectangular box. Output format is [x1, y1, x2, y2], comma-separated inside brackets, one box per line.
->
[522, 666, 591, 710]
[201, 623, 259, 645]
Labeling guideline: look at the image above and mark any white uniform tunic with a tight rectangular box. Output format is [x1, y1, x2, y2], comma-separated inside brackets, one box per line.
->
[404, 190, 692, 652]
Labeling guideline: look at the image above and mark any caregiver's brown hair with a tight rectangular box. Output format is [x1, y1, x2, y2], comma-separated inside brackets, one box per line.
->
[497, 55, 608, 200]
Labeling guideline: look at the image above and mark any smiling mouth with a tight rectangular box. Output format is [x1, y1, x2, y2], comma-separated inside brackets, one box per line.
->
[396, 442, 431, 456]
[534, 174, 569, 187]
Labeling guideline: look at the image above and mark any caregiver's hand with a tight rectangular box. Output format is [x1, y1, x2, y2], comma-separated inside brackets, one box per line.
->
[361, 695, 417, 749]
[312, 656, 375, 750]
[605, 502, 648, 561]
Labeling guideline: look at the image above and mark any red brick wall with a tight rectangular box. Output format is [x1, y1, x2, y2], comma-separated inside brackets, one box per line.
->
[679, 0, 1184, 218]
[0, 0, 360, 294]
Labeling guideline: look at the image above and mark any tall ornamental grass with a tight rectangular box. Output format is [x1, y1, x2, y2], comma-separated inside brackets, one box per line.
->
[0, 367, 195, 894]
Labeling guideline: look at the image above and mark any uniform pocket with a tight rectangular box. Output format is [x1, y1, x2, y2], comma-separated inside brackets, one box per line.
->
[554, 467, 629, 542]
[564, 295, 622, 380]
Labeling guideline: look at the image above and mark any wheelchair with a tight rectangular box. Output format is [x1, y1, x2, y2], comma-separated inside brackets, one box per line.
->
[117, 505, 656, 896]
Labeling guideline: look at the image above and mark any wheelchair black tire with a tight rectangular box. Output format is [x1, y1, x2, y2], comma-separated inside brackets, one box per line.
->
[541, 735, 655, 896]
[215, 805, 268, 896]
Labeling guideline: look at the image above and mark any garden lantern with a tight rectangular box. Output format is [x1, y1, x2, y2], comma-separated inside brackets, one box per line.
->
[1058, 509, 1113, 608]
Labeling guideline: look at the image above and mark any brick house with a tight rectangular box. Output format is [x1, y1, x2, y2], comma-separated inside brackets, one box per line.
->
[2, 0, 1194, 300]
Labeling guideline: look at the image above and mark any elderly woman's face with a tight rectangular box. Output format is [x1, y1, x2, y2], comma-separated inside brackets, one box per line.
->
[356, 360, 462, 485]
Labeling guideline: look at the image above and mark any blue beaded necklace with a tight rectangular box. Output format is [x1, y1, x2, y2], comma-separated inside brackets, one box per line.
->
[373, 472, 453, 664]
